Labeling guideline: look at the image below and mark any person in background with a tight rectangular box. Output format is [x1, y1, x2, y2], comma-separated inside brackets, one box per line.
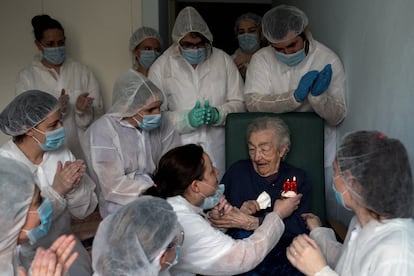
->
[146, 144, 301, 275]
[243, 5, 347, 223]
[0, 90, 97, 275]
[148, 6, 245, 179]
[16, 14, 104, 161]
[92, 196, 183, 275]
[214, 117, 310, 275]
[130, 26, 162, 77]
[83, 69, 180, 218]
[232, 12, 264, 80]
[287, 131, 414, 275]
[0, 156, 78, 276]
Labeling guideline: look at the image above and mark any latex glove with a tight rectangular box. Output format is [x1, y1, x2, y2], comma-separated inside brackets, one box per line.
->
[59, 89, 69, 113]
[311, 64, 332, 96]
[76, 92, 94, 111]
[294, 71, 319, 102]
[188, 101, 205, 128]
[204, 100, 220, 125]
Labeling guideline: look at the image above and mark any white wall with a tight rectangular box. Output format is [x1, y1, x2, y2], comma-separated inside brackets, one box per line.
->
[0, 0, 143, 143]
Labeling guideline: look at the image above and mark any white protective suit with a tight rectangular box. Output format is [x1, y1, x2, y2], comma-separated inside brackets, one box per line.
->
[167, 195, 285, 276]
[0, 157, 34, 275]
[244, 37, 346, 169]
[0, 140, 97, 275]
[148, 7, 245, 178]
[16, 57, 104, 160]
[310, 216, 414, 275]
[83, 69, 181, 218]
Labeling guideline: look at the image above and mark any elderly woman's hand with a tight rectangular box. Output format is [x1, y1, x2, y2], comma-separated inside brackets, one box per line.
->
[209, 206, 259, 231]
[210, 195, 232, 216]
[301, 213, 322, 231]
[287, 234, 327, 275]
[240, 200, 260, 215]
[52, 160, 86, 196]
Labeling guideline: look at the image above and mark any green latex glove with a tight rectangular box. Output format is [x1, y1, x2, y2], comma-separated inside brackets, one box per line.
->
[204, 100, 220, 125]
[188, 101, 205, 128]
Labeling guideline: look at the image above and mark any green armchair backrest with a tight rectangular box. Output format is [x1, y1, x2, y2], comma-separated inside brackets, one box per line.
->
[225, 112, 326, 223]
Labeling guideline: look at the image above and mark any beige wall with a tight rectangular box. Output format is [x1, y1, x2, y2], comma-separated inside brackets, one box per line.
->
[0, 0, 142, 143]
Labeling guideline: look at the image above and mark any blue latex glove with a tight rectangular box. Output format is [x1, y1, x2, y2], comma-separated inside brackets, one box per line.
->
[204, 100, 220, 125]
[188, 101, 205, 128]
[294, 70, 319, 102]
[311, 64, 332, 96]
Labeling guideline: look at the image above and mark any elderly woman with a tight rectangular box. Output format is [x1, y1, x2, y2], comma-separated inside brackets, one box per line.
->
[287, 131, 414, 275]
[129, 26, 162, 77]
[0, 90, 97, 275]
[232, 12, 264, 80]
[83, 69, 180, 218]
[92, 196, 183, 275]
[214, 117, 311, 275]
[145, 143, 302, 275]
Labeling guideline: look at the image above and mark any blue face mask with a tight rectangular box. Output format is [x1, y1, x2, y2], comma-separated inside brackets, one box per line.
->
[199, 184, 225, 210]
[43, 46, 66, 65]
[332, 182, 352, 211]
[138, 50, 160, 69]
[33, 126, 66, 151]
[134, 114, 162, 131]
[275, 47, 306, 67]
[166, 246, 180, 270]
[181, 48, 206, 65]
[24, 198, 53, 245]
[238, 33, 259, 53]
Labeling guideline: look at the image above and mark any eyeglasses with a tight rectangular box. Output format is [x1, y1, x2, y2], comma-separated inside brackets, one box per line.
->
[166, 230, 185, 249]
[179, 41, 206, 49]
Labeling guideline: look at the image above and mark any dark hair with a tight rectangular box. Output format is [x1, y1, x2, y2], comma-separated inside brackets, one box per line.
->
[31, 14, 64, 41]
[146, 144, 205, 198]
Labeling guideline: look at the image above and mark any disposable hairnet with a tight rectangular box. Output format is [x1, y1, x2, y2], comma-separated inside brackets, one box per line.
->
[109, 69, 164, 118]
[172, 6, 213, 44]
[234, 12, 262, 33]
[0, 90, 59, 136]
[0, 156, 34, 272]
[129, 26, 162, 52]
[337, 131, 414, 218]
[93, 196, 181, 275]
[262, 5, 308, 44]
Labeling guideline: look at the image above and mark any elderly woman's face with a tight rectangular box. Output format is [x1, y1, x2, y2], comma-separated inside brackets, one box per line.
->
[248, 129, 287, 177]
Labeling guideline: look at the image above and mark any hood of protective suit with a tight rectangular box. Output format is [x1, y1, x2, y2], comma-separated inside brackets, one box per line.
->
[109, 69, 164, 118]
[172, 7, 213, 44]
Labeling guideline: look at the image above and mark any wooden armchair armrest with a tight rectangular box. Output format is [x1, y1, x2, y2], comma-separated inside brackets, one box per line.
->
[327, 219, 347, 242]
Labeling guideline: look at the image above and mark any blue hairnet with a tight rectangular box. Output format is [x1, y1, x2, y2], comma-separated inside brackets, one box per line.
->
[93, 196, 181, 275]
[172, 6, 213, 44]
[109, 69, 164, 118]
[129, 26, 162, 52]
[262, 5, 308, 44]
[0, 90, 59, 136]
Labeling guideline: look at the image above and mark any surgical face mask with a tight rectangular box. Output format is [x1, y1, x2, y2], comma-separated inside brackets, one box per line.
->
[22, 198, 53, 245]
[199, 184, 225, 210]
[238, 33, 259, 53]
[33, 126, 66, 151]
[165, 246, 180, 270]
[275, 47, 306, 67]
[138, 50, 160, 69]
[133, 113, 162, 131]
[332, 181, 352, 211]
[43, 46, 66, 65]
[181, 48, 206, 65]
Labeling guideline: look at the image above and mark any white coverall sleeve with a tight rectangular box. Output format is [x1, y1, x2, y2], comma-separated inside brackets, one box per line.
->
[310, 227, 343, 269]
[307, 59, 346, 126]
[40, 185, 68, 220]
[74, 69, 104, 129]
[244, 53, 302, 113]
[89, 121, 153, 205]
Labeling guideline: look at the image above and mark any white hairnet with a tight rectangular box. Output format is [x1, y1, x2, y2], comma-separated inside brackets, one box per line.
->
[93, 196, 180, 275]
[129, 26, 162, 52]
[109, 69, 164, 118]
[171, 6, 213, 44]
[234, 12, 262, 33]
[262, 5, 309, 44]
[0, 90, 59, 136]
[337, 131, 414, 218]
[0, 157, 34, 272]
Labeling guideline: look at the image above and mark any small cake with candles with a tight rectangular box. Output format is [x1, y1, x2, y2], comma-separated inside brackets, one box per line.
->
[281, 176, 298, 198]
